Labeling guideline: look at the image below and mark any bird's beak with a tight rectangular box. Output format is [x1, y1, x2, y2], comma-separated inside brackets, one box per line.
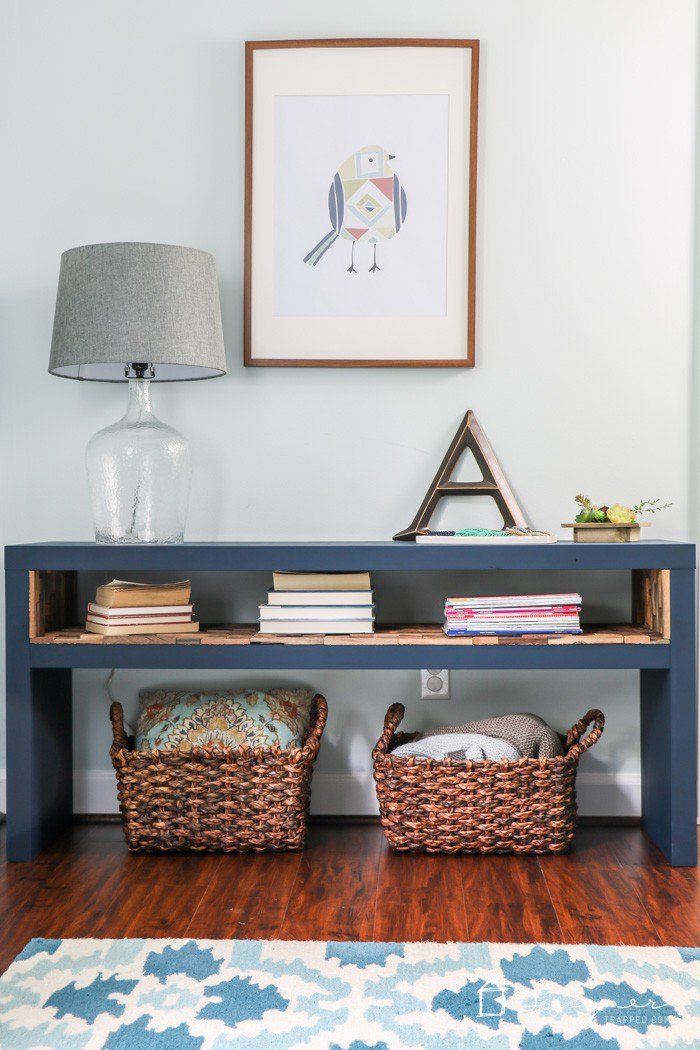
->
[388, 154, 395, 160]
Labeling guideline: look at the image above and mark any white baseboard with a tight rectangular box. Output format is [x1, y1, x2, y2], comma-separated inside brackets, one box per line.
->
[0, 768, 642, 818]
[72, 770, 119, 814]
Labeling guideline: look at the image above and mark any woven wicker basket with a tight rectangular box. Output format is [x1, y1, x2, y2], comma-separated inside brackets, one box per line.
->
[109, 694, 327, 853]
[373, 704, 604, 855]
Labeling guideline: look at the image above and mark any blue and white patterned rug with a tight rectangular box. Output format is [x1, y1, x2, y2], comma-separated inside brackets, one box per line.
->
[0, 938, 697, 1048]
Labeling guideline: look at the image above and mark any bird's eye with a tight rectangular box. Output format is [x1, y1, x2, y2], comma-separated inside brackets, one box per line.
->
[357, 150, 382, 176]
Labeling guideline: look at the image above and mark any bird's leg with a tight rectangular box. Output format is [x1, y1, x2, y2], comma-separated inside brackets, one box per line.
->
[369, 244, 381, 273]
[347, 241, 357, 274]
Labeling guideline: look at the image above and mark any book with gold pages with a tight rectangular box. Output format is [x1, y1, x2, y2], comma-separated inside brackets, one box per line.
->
[94, 579, 192, 608]
[271, 571, 371, 592]
[87, 578, 196, 635]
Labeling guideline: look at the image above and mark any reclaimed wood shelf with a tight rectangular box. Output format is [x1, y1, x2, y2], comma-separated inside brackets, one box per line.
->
[26, 619, 674, 677]
[5, 540, 696, 866]
[32, 623, 669, 647]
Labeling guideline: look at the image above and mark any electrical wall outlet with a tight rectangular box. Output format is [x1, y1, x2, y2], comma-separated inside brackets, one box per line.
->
[420, 668, 450, 700]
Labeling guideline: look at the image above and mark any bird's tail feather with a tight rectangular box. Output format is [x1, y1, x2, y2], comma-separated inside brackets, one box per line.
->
[303, 230, 338, 266]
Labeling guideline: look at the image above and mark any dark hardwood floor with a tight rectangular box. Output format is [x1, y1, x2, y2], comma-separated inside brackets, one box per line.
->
[1, 821, 698, 973]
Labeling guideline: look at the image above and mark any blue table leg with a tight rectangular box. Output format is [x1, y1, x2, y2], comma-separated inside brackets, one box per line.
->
[5, 569, 73, 861]
[640, 568, 697, 866]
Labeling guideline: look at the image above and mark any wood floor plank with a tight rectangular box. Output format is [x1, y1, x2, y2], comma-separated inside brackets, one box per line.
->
[1, 822, 696, 971]
[539, 828, 662, 945]
[0, 825, 114, 971]
[373, 850, 469, 942]
[186, 850, 303, 939]
[607, 828, 700, 946]
[0, 823, 221, 944]
[461, 854, 562, 943]
[279, 824, 382, 941]
[89, 852, 223, 939]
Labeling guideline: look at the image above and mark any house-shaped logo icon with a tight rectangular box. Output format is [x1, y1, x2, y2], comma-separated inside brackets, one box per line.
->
[478, 982, 506, 1017]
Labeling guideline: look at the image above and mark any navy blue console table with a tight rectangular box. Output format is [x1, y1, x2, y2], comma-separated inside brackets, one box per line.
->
[4, 540, 697, 865]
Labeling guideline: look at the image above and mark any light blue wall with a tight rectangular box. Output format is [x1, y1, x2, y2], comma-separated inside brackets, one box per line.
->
[1, 1, 697, 811]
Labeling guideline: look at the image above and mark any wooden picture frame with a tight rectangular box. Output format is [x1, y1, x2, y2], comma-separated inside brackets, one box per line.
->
[244, 38, 479, 368]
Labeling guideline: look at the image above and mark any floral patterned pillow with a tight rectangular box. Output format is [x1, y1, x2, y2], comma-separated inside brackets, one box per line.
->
[135, 688, 314, 752]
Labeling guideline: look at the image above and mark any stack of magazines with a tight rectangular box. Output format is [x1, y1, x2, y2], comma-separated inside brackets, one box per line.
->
[85, 579, 199, 636]
[259, 571, 374, 635]
[443, 593, 582, 637]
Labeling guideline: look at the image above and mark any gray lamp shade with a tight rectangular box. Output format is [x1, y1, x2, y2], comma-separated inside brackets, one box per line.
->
[49, 242, 227, 381]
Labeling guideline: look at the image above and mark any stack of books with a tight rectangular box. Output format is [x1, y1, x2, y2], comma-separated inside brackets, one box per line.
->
[259, 571, 374, 635]
[443, 593, 582, 637]
[85, 579, 199, 637]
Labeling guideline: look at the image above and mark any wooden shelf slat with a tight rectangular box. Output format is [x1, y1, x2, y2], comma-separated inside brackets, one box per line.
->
[31, 623, 669, 646]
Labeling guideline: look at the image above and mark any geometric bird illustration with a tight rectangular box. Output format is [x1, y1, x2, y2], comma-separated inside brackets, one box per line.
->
[303, 145, 408, 273]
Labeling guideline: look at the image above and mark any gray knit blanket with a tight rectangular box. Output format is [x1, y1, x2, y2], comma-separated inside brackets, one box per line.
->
[391, 732, 521, 763]
[415, 712, 564, 758]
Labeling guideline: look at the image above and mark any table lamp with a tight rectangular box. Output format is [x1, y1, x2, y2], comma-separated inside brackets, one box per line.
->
[49, 242, 226, 544]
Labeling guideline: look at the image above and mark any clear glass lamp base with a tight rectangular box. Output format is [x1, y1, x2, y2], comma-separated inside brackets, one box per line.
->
[86, 380, 191, 544]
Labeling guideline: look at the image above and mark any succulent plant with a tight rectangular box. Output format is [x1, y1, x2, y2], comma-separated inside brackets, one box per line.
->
[573, 495, 671, 525]
[607, 504, 635, 525]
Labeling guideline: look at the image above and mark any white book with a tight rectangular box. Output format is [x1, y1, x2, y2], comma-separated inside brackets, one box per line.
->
[260, 605, 374, 621]
[85, 620, 200, 637]
[258, 620, 374, 635]
[87, 613, 193, 626]
[267, 590, 373, 606]
[88, 603, 194, 617]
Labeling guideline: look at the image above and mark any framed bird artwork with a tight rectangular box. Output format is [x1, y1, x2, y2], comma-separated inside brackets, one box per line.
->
[244, 39, 479, 367]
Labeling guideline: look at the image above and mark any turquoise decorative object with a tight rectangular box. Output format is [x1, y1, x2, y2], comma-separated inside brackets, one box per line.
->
[454, 528, 507, 536]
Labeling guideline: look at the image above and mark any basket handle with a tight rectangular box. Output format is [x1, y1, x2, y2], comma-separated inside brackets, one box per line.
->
[565, 709, 605, 760]
[372, 703, 406, 758]
[110, 701, 131, 750]
[301, 694, 328, 759]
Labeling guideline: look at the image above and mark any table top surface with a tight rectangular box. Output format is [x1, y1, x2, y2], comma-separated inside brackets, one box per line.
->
[4, 539, 696, 570]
